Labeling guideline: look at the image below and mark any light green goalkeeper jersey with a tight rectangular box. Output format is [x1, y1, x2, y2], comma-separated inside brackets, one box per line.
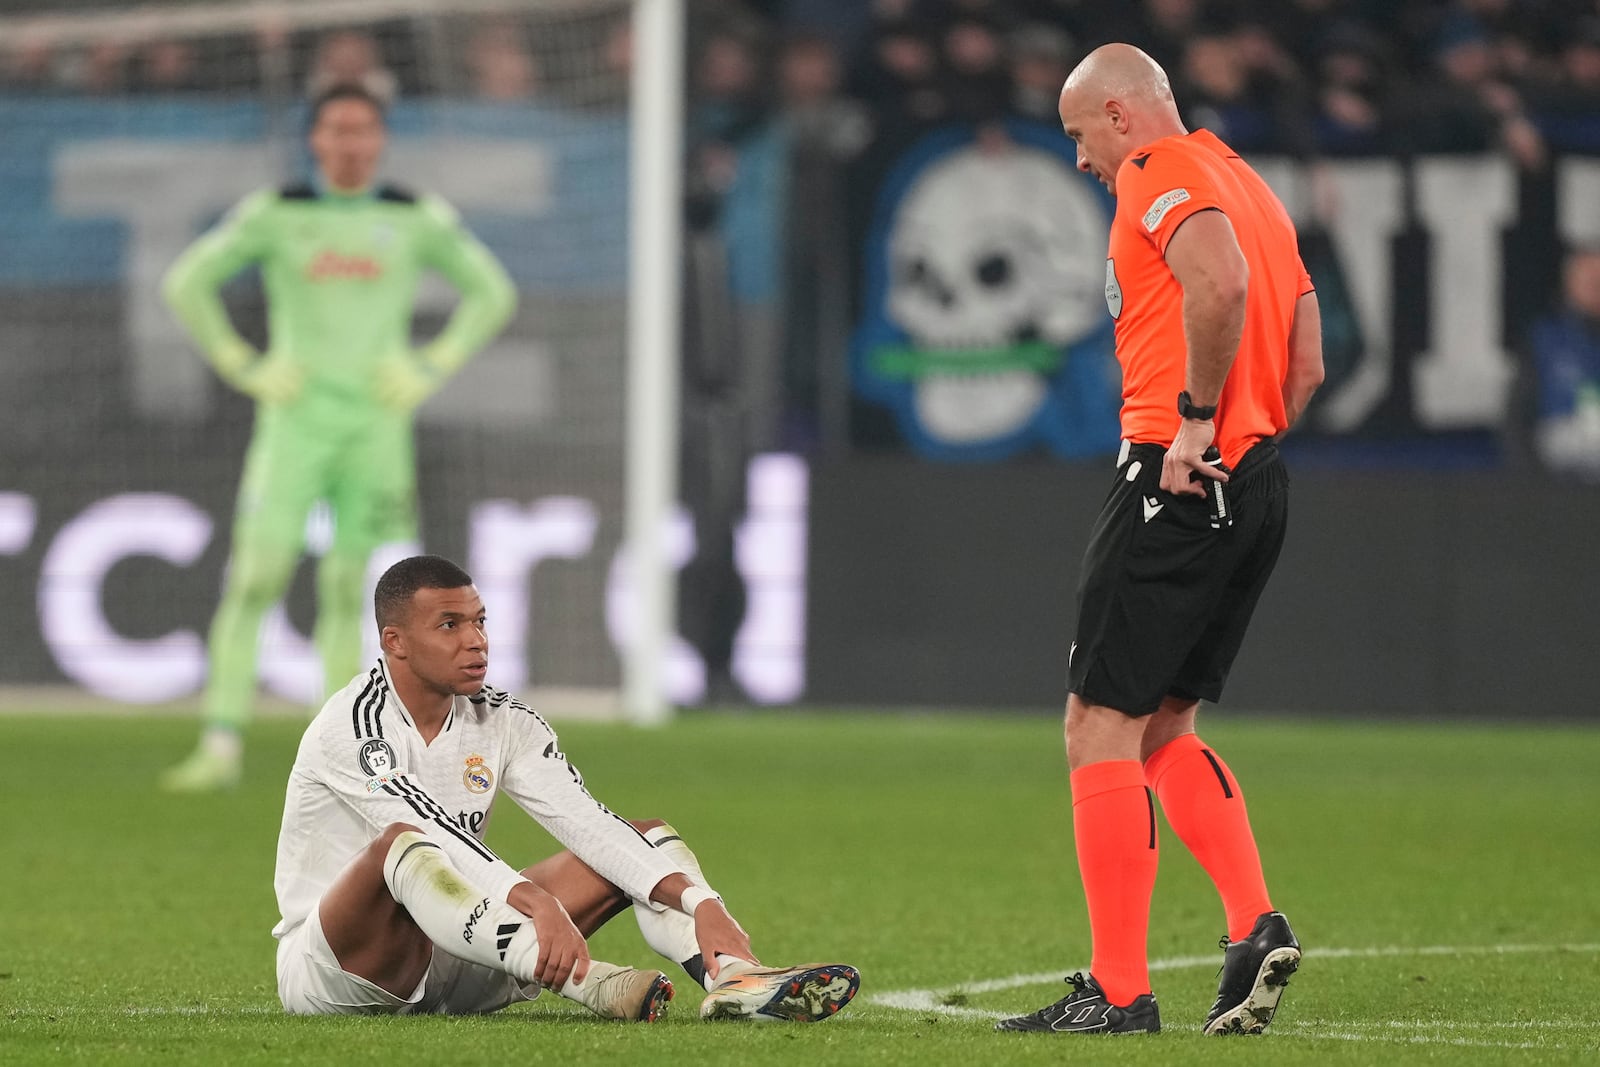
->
[164, 180, 516, 427]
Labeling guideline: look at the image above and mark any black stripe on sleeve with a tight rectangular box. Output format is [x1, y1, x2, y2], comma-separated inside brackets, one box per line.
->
[388, 776, 497, 863]
[386, 780, 494, 862]
[357, 675, 388, 740]
[350, 674, 377, 738]
[360, 683, 379, 739]
[384, 783, 432, 824]
[379, 785, 497, 866]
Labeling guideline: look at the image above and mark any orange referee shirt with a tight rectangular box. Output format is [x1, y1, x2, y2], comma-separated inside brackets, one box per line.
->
[1104, 128, 1313, 466]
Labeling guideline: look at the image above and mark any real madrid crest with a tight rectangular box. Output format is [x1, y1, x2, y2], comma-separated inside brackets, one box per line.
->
[463, 754, 494, 794]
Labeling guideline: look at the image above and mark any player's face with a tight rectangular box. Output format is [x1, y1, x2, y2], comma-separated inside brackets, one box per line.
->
[391, 585, 490, 697]
[310, 97, 386, 193]
[1059, 88, 1127, 195]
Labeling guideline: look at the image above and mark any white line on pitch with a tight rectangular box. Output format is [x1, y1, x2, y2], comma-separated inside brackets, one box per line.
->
[867, 942, 1600, 1020]
[1308, 1020, 1600, 1033]
[1275, 1026, 1564, 1051]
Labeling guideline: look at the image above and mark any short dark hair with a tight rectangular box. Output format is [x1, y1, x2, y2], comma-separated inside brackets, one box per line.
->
[308, 82, 388, 130]
[375, 555, 474, 628]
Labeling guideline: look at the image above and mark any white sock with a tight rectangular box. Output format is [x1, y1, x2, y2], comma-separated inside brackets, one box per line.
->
[633, 824, 751, 990]
[382, 831, 544, 985]
[556, 959, 625, 1010]
[711, 954, 756, 979]
[643, 823, 709, 883]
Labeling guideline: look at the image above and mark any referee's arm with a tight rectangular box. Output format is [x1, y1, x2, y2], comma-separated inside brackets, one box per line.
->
[1282, 290, 1325, 429]
[1167, 208, 1249, 407]
[1162, 208, 1248, 494]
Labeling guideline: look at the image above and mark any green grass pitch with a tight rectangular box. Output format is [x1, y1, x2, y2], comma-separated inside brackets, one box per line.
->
[2, 709, 1597, 1065]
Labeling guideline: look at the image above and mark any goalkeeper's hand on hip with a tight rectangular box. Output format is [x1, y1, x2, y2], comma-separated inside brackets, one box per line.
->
[213, 341, 304, 405]
[374, 353, 444, 411]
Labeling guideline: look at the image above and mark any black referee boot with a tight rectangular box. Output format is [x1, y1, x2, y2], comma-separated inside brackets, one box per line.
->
[995, 972, 1160, 1034]
[1203, 911, 1301, 1035]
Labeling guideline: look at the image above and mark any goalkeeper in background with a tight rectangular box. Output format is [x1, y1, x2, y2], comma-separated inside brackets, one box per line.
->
[159, 83, 516, 792]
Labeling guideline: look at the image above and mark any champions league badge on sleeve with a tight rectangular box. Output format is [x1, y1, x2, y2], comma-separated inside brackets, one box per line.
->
[851, 120, 1123, 462]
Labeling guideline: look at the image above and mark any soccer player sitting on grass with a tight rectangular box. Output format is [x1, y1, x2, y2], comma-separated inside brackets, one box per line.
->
[271, 553, 861, 1022]
[160, 82, 516, 792]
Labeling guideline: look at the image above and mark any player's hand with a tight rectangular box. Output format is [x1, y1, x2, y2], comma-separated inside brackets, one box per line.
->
[515, 887, 591, 989]
[374, 355, 442, 411]
[235, 352, 305, 405]
[692, 899, 758, 980]
[1161, 416, 1228, 497]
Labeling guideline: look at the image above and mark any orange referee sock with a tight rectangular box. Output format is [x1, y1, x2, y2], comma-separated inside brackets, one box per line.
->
[1144, 734, 1271, 941]
[1070, 759, 1158, 1006]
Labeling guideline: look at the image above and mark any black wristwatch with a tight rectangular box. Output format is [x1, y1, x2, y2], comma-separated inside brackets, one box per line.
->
[1177, 390, 1217, 421]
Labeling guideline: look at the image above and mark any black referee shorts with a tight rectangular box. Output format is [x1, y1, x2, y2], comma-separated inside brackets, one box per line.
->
[1067, 438, 1289, 716]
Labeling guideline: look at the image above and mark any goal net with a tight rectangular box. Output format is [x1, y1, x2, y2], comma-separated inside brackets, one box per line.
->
[0, 0, 676, 717]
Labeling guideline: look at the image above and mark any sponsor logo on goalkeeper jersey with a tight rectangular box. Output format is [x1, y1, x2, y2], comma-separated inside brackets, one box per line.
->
[463, 754, 494, 794]
[305, 249, 383, 281]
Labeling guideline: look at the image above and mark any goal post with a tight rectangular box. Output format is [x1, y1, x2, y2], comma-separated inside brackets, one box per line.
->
[623, 0, 685, 727]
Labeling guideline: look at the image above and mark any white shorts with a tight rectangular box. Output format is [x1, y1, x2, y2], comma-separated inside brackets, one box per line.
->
[275, 907, 540, 1016]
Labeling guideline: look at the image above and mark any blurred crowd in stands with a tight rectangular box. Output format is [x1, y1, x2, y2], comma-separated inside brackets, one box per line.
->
[690, 0, 1600, 465]
[691, 0, 1600, 177]
[6, 0, 1600, 160]
[0, 13, 635, 108]
[4, 0, 1600, 472]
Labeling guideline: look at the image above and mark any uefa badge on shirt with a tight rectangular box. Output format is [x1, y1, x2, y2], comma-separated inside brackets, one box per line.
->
[463, 755, 494, 794]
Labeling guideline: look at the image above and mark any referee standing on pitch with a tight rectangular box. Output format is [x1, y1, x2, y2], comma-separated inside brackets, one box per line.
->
[996, 44, 1324, 1037]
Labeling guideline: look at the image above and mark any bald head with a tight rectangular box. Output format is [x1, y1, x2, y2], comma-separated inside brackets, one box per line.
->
[1061, 43, 1175, 107]
[1057, 43, 1186, 194]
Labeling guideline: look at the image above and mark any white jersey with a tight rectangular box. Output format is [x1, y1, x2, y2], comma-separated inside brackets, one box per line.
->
[272, 659, 681, 939]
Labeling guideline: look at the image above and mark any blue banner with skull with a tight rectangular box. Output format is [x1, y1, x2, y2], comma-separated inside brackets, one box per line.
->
[851, 120, 1123, 462]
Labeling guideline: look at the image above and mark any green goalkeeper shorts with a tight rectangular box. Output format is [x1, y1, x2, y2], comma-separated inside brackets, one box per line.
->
[230, 408, 418, 557]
